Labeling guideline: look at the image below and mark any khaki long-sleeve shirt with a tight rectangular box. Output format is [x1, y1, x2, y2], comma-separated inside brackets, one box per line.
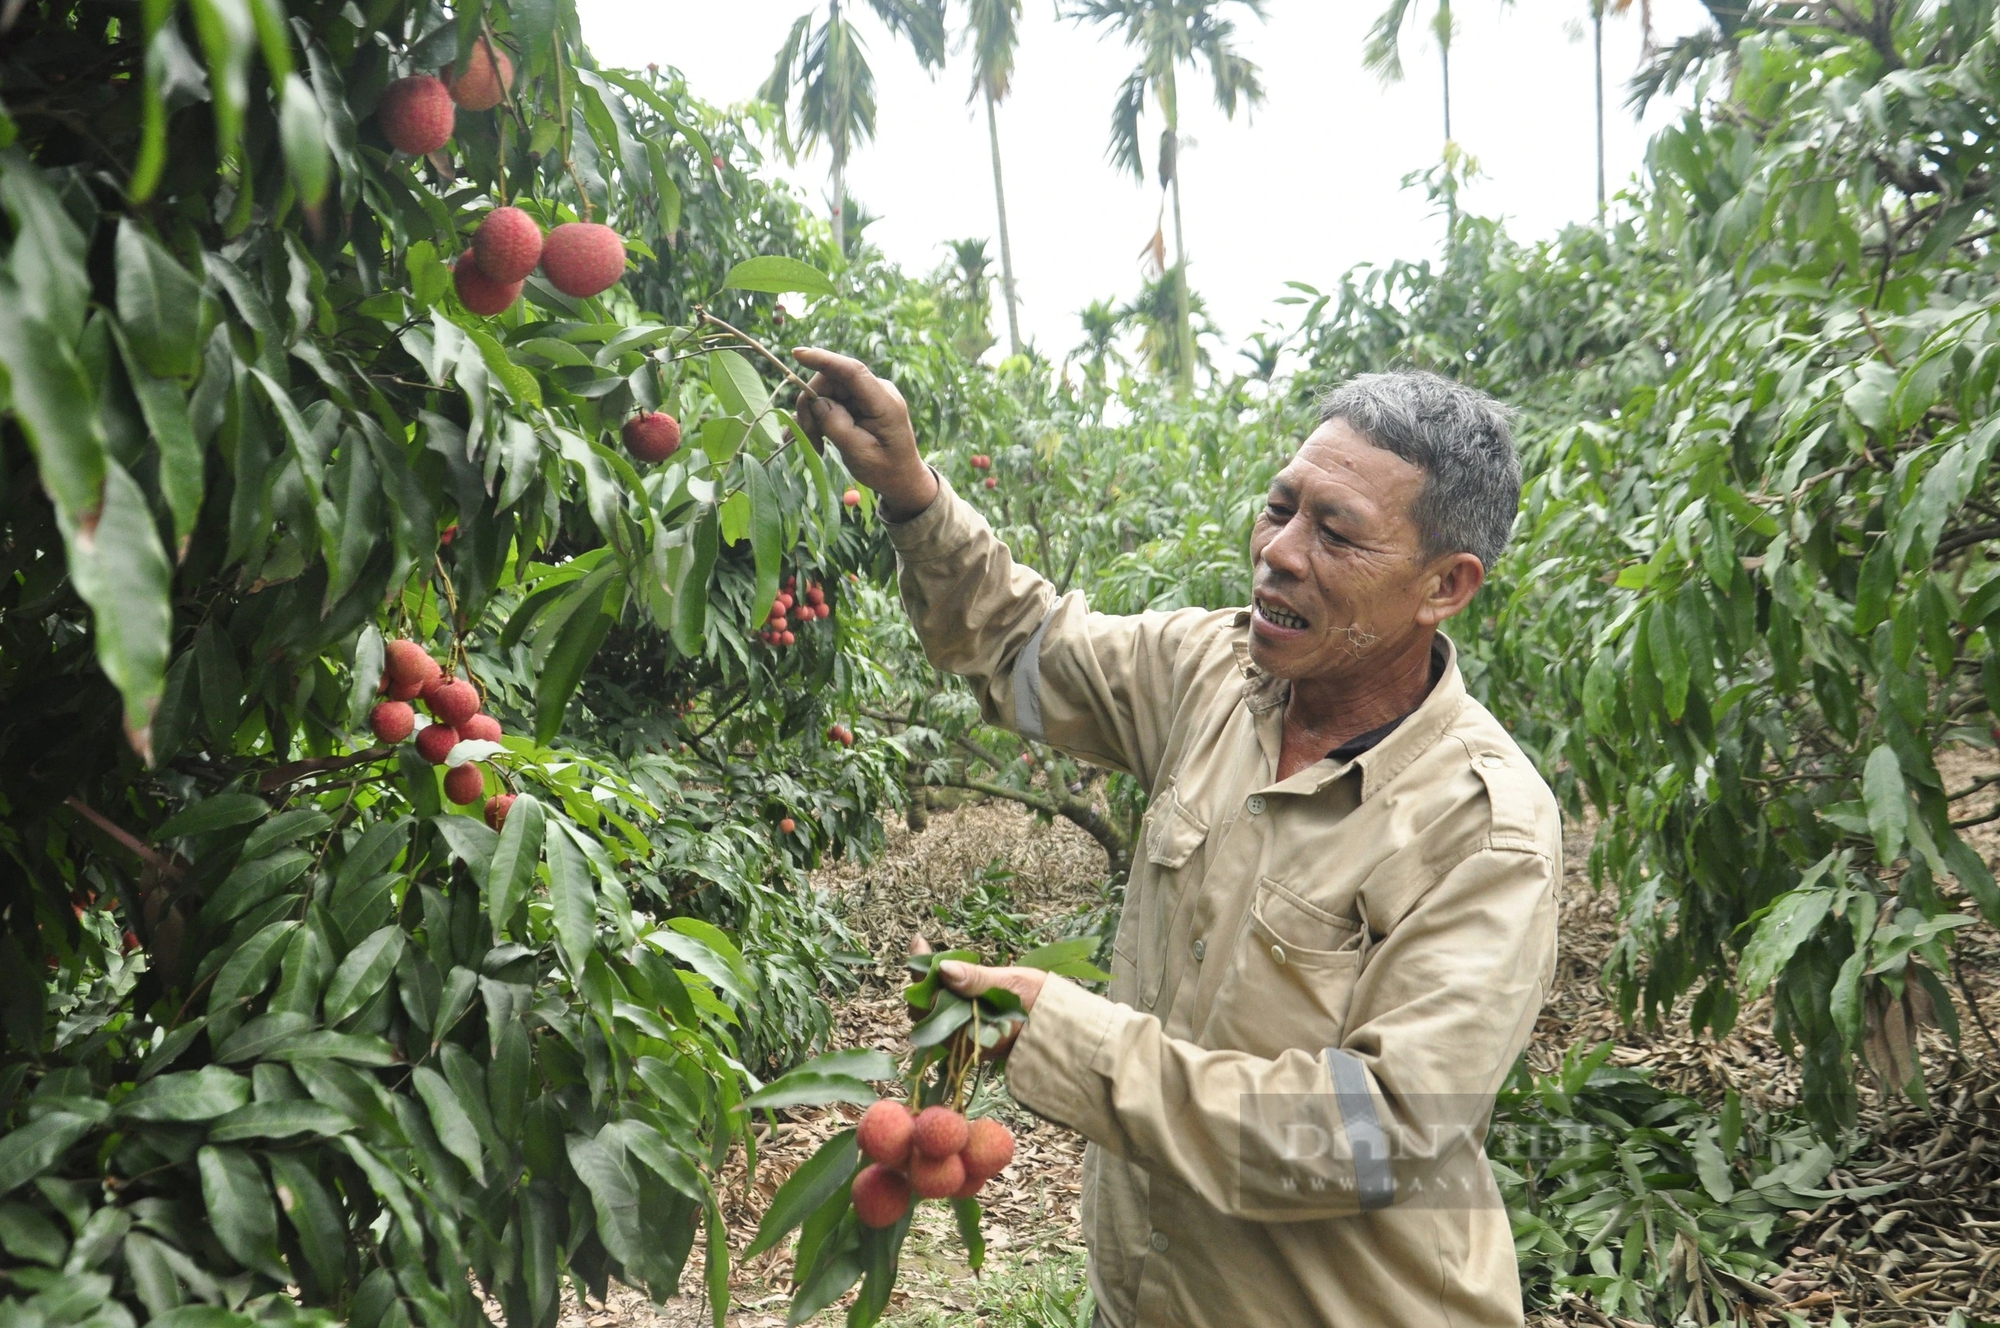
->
[887, 478, 1561, 1328]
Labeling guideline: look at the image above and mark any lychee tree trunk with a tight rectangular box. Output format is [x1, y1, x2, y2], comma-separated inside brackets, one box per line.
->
[984, 84, 1023, 358]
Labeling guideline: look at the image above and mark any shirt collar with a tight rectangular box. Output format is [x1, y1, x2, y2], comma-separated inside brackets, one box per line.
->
[1228, 617, 1468, 802]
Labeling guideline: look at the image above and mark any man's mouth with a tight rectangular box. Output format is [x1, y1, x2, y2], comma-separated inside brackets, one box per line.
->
[1254, 595, 1308, 632]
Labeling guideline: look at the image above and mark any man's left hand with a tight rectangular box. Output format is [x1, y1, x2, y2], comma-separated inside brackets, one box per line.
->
[910, 935, 1048, 1060]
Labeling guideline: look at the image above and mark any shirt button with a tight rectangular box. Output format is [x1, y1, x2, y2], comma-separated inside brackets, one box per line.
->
[1481, 753, 1505, 769]
[1150, 1230, 1170, 1253]
[1192, 938, 1206, 961]
[1246, 795, 1267, 815]
[1270, 944, 1287, 965]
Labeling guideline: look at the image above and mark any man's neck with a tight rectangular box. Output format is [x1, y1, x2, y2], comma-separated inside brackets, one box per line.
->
[1281, 630, 1439, 757]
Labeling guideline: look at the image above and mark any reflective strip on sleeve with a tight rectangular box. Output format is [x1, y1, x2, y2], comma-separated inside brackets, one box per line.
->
[1325, 1048, 1394, 1211]
[1013, 606, 1056, 741]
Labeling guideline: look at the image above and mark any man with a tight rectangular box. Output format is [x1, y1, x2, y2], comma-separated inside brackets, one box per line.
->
[794, 348, 1561, 1328]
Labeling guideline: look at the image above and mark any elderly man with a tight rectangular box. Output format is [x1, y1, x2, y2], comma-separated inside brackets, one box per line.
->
[794, 349, 1561, 1328]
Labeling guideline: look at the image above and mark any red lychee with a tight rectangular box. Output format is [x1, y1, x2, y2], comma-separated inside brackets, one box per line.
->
[971, 454, 991, 470]
[842, 488, 861, 508]
[378, 75, 455, 156]
[444, 37, 514, 112]
[370, 701, 417, 744]
[961, 1117, 1015, 1182]
[416, 722, 461, 765]
[473, 206, 543, 283]
[851, 1164, 912, 1229]
[386, 640, 441, 690]
[459, 713, 503, 744]
[485, 793, 517, 831]
[911, 1107, 970, 1161]
[857, 1100, 915, 1169]
[779, 817, 796, 834]
[985, 476, 998, 490]
[908, 1151, 966, 1200]
[780, 631, 795, 647]
[622, 412, 682, 463]
[540, 222, 627, 299]
[444, 761, 486, 805]
[454, 252, 522, 317]
[426, 678, 482, 727]
[948, 1168, 986, 1201]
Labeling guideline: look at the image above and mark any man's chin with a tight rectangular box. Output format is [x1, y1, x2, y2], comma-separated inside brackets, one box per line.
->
[1246, 632, 1309, 680]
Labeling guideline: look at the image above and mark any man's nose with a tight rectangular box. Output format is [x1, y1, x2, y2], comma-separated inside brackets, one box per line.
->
[1259, 518, 1313, 579]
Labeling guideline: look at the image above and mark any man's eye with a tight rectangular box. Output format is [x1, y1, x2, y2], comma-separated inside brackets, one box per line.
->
[1265, 502, 1291, 520]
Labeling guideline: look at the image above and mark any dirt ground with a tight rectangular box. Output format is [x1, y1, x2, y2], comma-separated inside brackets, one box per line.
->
[569, 789, 2000, 1328]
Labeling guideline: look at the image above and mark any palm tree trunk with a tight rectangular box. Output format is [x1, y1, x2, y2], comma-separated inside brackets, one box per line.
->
[1169, 138, 1193, 392]
[831, 142, 846, 256]
[1440, 36, 1452, 143]
[1592, 0, 1607, 222]
[984, 84, 1022, 358]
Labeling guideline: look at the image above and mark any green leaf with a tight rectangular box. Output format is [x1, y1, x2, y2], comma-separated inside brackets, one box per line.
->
[0, 1200, 68, 1266]
[1646, 602, 1689, 722]
[0, 1114, 95, 1196]
[1863, 744, 1910, 866]
[109, 324, 203, 547]
[349, 625, 384, 728]
[951, 1196, 985, 1272]
[188, 0, 254, 161]
[433, 815, 498, 889]
[158, 793, 269, 839]
[266, 1151, 344, 1290]
[1689, 1128, 1734, 1202]
[115, 220, 206, 380]
[323, 925, 407, 1025]
[718, 489, 751, 545]
[198, 1144, 287, 1281]
[708, 349, 781, 448]
[278, 73, 330, 207]
[215, 1010, 314, 1063]
[410, 1066, 484, 1185]
[746, 454, 782, 620]
[487, 793, 547, 936]
[206, 918, 299, 1041]
[120, 1066, 252, 1122]
[797, 1049, 899, 1081]
[198, 847, 312, 928]
[671, 506, 719, 657]
[909, 993, 973, 1048]
[745, 1130, 858, 1259]
[206, 1099, 353, 1142]
[56, 461, 173, 759]
[534, 597, 615, 746]
[740, 1073, 878, 1111]
[1855, 536, 1897, 635]
[1737, 883, 1835, 1001]
[723, 256, 835, 300]
[546, 822, 597, 976]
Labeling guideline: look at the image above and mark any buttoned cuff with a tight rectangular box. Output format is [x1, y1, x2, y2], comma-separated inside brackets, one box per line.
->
[1006, 974, 1120, 1130]
[881, 470, 981, 564]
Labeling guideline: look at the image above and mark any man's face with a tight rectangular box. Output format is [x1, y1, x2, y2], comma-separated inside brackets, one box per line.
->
[1247, 419, 1463, 682]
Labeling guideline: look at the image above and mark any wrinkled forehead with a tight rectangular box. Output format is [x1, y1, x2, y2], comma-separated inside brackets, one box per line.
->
[1271, 419, 1427, 531]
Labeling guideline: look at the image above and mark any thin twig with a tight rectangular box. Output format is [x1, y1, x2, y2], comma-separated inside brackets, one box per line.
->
[696, 309, 820, 403]
[1858, 308, 1899, 367]
[64, 798, 184, 879]
[1954, 955, 2000, 1058]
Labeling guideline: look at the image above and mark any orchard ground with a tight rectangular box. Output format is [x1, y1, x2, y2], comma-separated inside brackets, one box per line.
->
[532, 754, 2000, 1328]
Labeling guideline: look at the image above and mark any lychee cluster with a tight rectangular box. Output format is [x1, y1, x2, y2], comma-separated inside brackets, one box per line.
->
[756, 577, 831, 649]
[850, 1101, 1015, 1228]
[375, 38, 515, 157]
[454, 210, 629, 317]
[367, 639, 515, 823]
[825, 722, 855, 747]
[970, 454, 992, 471]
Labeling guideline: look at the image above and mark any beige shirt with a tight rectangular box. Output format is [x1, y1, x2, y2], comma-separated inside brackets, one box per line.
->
[888, 478, 1562, 1328]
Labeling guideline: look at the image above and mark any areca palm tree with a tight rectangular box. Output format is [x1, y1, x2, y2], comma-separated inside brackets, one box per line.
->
[760, 0, 949, 255]
[1590, 0, 1649, 220]
[959, 0, 1025, 357]
[1363, 0, 1460, 143]
[1063, 0, 1268, 392]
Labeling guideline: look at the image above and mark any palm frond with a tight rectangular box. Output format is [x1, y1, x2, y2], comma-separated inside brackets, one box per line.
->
[1107, 67, 1148, 180]
[1362, 0, 1416, 81]
[1625, 27, 1722, 111]
[961, 0, 1024, 103]
[757, 12, 817, 158]
[1204, 45, 1264, 115]
[869, 0, 950, 68]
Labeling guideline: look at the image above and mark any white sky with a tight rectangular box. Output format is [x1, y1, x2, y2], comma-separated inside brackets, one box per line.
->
[577, 0, 1714, 366]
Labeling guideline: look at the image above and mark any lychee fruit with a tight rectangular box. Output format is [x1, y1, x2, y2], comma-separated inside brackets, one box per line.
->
[459, 713, 503, 744]
[386, 640, 441, 689]
[911, 1106, 969, 1161]
[948, 1168, 986, 1201]
[779, 817, 796, 834]
[622, 412, 682, 463]
[857, 1100, 915, 1169]
[416, 722, 461, 765]
[485, 793, 517, 831]
[540, 222, 627, 299]
[842, 488, 861, 508]
[851, 1164, 912, 1229]
[908, 1151, 966, 1200]
[444, 761, 486, 805]
[985, 477, 998, 490]
[780, 631, 795, 647]
[961, 1117, 1015, 1182]
[473, 206, 543, 283]
[377, 75, 455, 156]
[971, 454, 990, 470]
[426, 678, 482, 727]
[444, 37, 514, 112]
[454, 252, 522, 317]
[370, 701, 416, 744]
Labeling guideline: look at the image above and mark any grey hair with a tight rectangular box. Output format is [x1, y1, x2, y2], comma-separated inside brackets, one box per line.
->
[1315, 370, 1522, 570]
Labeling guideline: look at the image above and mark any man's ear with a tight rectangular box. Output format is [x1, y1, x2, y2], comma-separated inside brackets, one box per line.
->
[1417, 552, 1486, 627]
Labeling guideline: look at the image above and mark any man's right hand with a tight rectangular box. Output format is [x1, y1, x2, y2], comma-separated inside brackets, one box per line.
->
[792, 347, 939, 522]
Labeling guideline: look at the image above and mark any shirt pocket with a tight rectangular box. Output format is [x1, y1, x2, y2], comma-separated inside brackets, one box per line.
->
[1201, 877, 1365, 1059]
[1132, 787, 1208, 1009]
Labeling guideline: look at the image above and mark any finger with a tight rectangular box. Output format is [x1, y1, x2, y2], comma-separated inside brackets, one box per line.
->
[793, 347, 897, 420]
[807, 397, 876, 456]
[908, 934, 933, 957]
[792, 347, 872, 388]
[938, 960, 1002, 996]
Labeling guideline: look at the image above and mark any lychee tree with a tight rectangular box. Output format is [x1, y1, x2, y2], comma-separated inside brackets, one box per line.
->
[0, 0, 890, 1324]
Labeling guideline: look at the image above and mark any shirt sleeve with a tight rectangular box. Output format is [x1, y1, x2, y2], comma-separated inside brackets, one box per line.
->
[887, 475, 1215, 785]
[1003, 847, 1558, 1222]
